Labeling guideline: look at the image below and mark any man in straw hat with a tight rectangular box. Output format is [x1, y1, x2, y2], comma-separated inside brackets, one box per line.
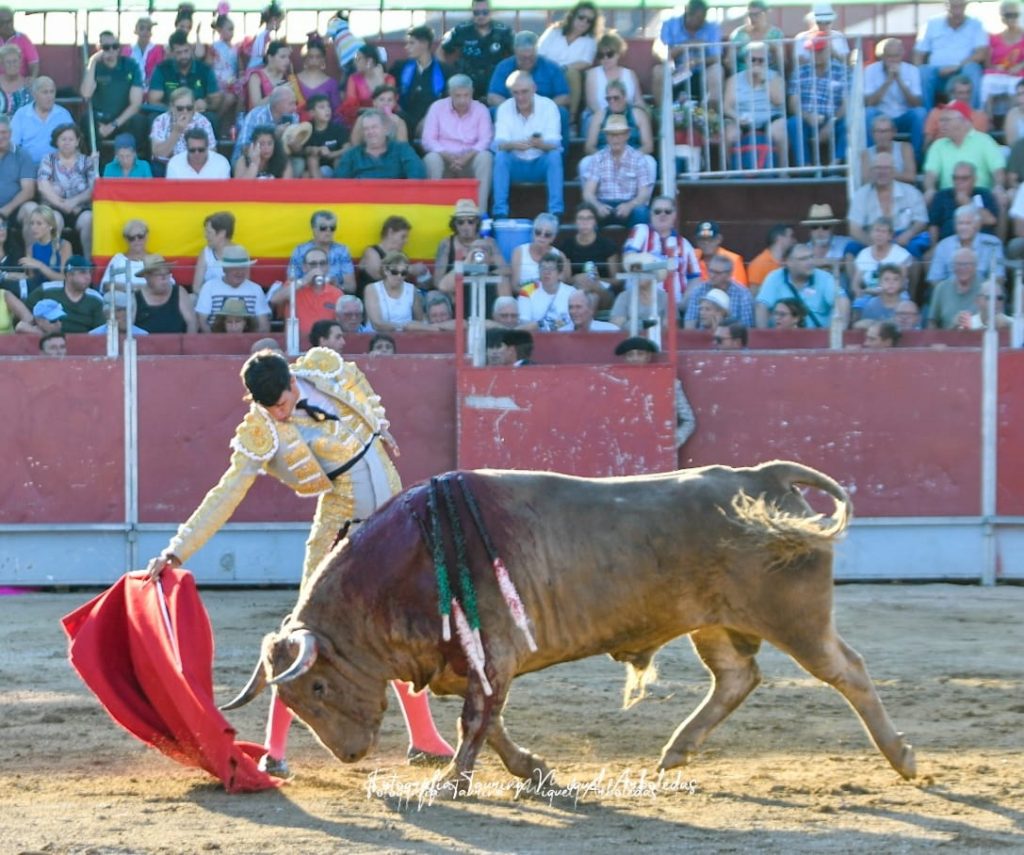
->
[134, 253, 197, 334]
[421, 74, 494, 212]
[145, 347, 455, 777]
[581, 113, 654, 228]
[195, 244, 272, 333]
[800, 202, 850, 268]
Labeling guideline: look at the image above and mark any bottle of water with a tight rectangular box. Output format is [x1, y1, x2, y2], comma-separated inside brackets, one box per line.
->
[583, 261, 597, 280]
[480, 217, 493, 240]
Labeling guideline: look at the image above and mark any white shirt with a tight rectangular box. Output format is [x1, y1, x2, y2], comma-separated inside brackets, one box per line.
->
[915, 15, 988, 67]
[863, 61, 923, 118]
[194, 278, 272, 318]
[537, 26, 597, 66]
[517, 281, 577, 330]
[494, 94, 562, 161]
[165, 150, 232, 179]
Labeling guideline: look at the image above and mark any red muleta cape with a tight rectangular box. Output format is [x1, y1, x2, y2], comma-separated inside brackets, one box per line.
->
[61, 568, 278, 793]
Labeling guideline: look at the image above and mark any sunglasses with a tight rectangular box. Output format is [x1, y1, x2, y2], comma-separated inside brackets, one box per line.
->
[455, 217, 478, 225]
[577, 14, 595, 23]
[308, 259, 328, 267]
[709, 268, 731, 275]
[599, 50, 616, 59]
[534, 229, 554, 237]
[1005, 11, 1020, 17]
[749, 57, 766, 64]
[472, 8, 490, 15]
[652, 208, 674, 215]
[187, 146, 207, 153]
[126, 233, 147, 240]
[317, 223, 337, 231]
[174, 104, 195, 112]
[387, 267, 408, 275]
[101, 43, 120, 51]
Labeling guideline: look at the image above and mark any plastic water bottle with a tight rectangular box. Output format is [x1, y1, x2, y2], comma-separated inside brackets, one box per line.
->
[583, 261, 597, 280]
[480, 217, 493, 239]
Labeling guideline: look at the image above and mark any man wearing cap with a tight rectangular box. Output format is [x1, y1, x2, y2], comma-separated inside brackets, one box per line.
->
[123, 16, 163, 88]
[287, 211, 356, 293]
[864, 38, 925, 162]
[195, 245, 272, 333]
[683, 255, 754, 328]
[25, 256, 105, 334]
[794, 3, 849, 62]
[144, 346, 455, 777]
[614, 336, 696, 449]
[692, 220, 748, 286]
[652, 0, 723, 108]
[421, 74, 494, 212]
[22, 298, 65, 335]
[134, 254, 197, 334]
[914, 0, 988, 110]
[492, 70, 563, 219]
[922, 101, 1006, 205]
[801, 203, 850, 269]
[788, 32, 848, 168]
[10, 77, 73, 166]
[755, 243, 847, 329]
[165, 127, 230, 179]
[563, 289, 618, 332]
[80, 31, 145, 148]
[581, 114, 653, 229]
[88, 289, 148, 336]
[923, 76, 989, 146]
[440, 0, 513, 101]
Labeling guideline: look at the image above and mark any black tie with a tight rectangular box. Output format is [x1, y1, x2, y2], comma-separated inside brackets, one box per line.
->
[295, 400, 338, 422]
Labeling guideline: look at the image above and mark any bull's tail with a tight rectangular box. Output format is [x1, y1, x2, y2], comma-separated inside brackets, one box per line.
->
[725, 461, 852, 566]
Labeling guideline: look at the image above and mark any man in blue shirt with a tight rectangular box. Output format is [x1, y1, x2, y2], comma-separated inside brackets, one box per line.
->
[652, 0, 723, 108]
[755, 243, 847, 329]
[334, 110, 426, 179]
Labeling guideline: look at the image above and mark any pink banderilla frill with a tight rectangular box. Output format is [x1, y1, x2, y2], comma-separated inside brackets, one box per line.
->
[452, 599, 492, 696]
[492, 557, 537, 651]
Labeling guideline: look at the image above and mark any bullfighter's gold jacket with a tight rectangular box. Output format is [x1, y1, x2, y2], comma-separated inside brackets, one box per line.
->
[167, 347, 401, 566]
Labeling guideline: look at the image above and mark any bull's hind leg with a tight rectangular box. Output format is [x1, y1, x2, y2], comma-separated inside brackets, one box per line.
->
[487, 710, 553, 784]
[773, 627, 917, 780]
[659, 627, 763, 771]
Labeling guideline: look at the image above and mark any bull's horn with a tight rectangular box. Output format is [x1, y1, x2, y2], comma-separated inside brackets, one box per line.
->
[268, 629, 319, 686]
[219, 658, 268, 711]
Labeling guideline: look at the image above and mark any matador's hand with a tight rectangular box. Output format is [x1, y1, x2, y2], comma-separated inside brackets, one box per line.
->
[144, 551, 181, 584]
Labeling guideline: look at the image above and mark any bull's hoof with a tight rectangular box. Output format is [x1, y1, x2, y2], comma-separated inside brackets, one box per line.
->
[657, 745, 696, 772]
[438, 763, 474, 796]
[408, 747, 455, 767]
[893, 742, 917, 780]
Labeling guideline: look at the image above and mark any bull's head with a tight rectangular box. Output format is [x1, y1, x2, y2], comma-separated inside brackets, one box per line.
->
[222, 626, 389, 763]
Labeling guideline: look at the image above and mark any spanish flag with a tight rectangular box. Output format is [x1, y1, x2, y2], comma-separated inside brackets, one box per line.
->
[93, 178, 477, 284]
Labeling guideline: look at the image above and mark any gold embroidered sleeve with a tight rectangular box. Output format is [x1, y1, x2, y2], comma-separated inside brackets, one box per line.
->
[343, 363, 390, 431]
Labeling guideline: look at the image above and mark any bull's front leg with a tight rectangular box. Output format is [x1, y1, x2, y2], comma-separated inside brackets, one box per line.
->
[486, 708, 553, 785]
[441, 673, 504, 793]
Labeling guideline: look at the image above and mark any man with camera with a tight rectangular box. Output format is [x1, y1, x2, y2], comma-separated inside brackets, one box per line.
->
[270, 245, 345, 337]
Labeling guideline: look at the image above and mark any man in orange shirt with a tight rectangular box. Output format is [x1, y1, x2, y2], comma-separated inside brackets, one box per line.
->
[693, 220, 748, 286]
[747, 223, 795, 293]
[270, 246, 345, 336]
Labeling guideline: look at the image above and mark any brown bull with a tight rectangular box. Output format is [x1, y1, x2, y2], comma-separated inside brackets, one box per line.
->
[225, 461, 917, 784]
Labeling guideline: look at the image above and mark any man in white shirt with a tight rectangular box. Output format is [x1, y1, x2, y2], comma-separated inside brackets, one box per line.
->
[165, 127, 231, 179]
[492, 70, 563, 218]
[194, 244, 272, 332]
[421, 74, 494, 212]
[517, 251, 576, 330]
[913, 0, 988, 108]
[864, 38, 925, 161]
[564, 289, 617, 332]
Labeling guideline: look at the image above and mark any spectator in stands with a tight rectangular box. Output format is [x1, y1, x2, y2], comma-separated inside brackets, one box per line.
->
[713, 319, 748, 349]
[390, 25, 450, 138]
[88, 289, 149, 337]
[103, 133, 153, 179]
[0, 279, 29, 332]
[928, 160, 998, 244]
[728, 1, 784, 72]
[584, 31, 644, 125]
[503, 328, 536, 364]
[292, 35, 338, 122]
[434, 200, 508, 302]
[794, 3, 850, 62]
[0, 45, 29, 116]
[358, 215, 431, 294]
[149, 30, 220, 116]
[208, 12, 240, 135]
[336, 294, 372, 333]
[20, 298, 65, 336]
[0, 213, 22, 279]
[421, 291, 459, 330]
[245, 2, 285, 73]
[334, 109, 425, 179]
[488, 31, 570, 112]
[492, 70, 564, 219]
[850, 223, 912, 306]
[19, 205, 69, 293]
[853, 262, 908, 327]
[863, 320, 900, 348]
[981, 2, 1024, 113]
[564, 289, 617, 332]
[81, 32, 145, 151]
[860, 114, 918, 190]
[247, 38, 292, 111]
[491, 295, 520, 328]
[721, 39, 787, 168]
[38, 331, 66, 355]
[747, 223, 794, 291]
[485, 325, 514, 363]
[558, 202, 620, 304]
[134, 254, 197, 334]
[364, 250, 430, 332]
[165, 126, 229, 179]
[422, 75, 494, 211]
[914, 0, 988, 109]
[800, 203, 848, 275]
[195, 244, 272, 333]
[510, 212, 570, 290]
[623, 195, 701, 305]
[923, 76, 990, 145]
[927, 204, 1003, 288]
[585, 78, 654, 156]
[440, 0, 513, 102]
[652, 0, 723, 108]
[927, 246, 981, 328]
[538, 2, 601, 124]
[894, 299, 923, 330]
[516, 251, 577, 331]
[308, 318, 345, 352]
[287, 211, 356, 294]
[10, 77, 72, 166]
[956, 280, 1012, 329]
[368, 332, 397, 354]
[124, 16, 163, 89]
[150, 87, 217, 176]
[303, 94, 348, 178]
[340, 44, 393, 129]
[349, 84, 410, 146]
[769, 297, 807, 329]
[787, 33, 848, 168]
[234, 124, 293, 178]
[270, 245, 345, 336]
[25, 256, 104, 334]
[99, 218, 155, 290]
[1002, 78, 1024, 148]
[236, 86, 308, 175]
[755, 243, 847, 329]
[208, 296, 256, 334]
[683, 254, 754, 328]
[610, 251, 669, 332]
[0, 114, 33, 233]
[37, 124, 95, 257]
[192, 211, 234, 295]
[864, 39, 926, 164]
[695, 287, 730, 332]
[0, 8, 37, 78]
[580, 114, 652, 229]
[692, 220, 748, 286]
[848, 153, 929, 264]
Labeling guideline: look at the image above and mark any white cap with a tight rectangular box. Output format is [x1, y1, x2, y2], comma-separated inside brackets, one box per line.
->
[701, 288, 731, 312]
[812, 2, 836, 21]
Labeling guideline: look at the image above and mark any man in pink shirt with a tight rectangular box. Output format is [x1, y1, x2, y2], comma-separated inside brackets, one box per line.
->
[0, 8, 38, 78]
[421, 73, 494, 212]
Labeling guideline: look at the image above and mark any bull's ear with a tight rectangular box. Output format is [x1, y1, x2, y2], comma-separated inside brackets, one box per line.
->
[220, 658, 268, 710]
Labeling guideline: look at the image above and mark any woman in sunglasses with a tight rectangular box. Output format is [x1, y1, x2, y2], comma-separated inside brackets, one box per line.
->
[538, 1, 602, 122]
[510, 212, 571, 292]
[584, 31, 643, 126]
[99, 218, 162, 290]
[364, 250, 429, 332]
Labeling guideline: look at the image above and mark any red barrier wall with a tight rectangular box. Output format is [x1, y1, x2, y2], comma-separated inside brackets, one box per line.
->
[998, 349, 1024, 516]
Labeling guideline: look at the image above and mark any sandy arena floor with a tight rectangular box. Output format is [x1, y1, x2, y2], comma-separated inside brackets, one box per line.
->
[2, 583, 1022, 854]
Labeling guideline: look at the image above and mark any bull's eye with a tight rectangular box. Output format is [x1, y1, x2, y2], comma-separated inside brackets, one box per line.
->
[312, 679, 326, 698]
